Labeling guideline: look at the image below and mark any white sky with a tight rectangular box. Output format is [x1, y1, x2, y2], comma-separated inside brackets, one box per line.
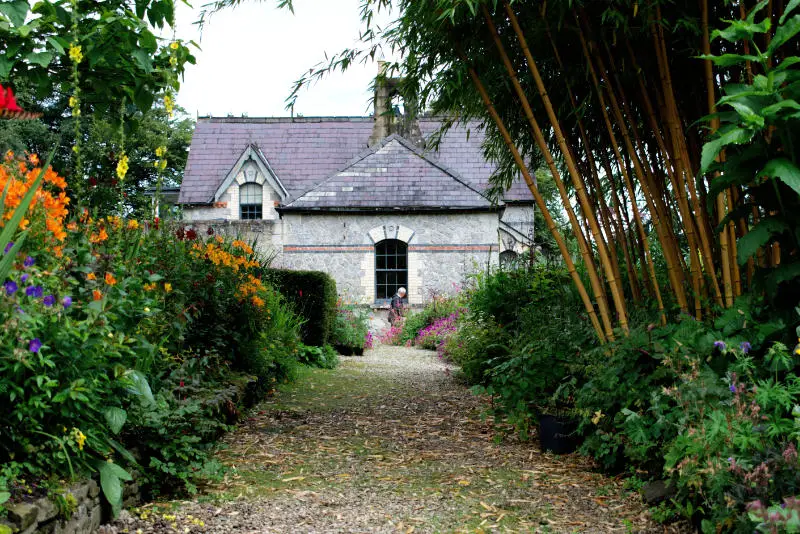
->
[173, 0, 390, 118]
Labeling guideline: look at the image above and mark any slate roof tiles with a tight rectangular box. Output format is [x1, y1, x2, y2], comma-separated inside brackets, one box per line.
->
[179, 116, 532, 208]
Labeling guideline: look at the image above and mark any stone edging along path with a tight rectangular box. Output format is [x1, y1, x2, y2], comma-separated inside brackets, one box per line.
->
[102, 346, 690, 533]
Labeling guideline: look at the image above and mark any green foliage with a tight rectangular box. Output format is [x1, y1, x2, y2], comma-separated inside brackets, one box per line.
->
[330, 302, 370, 352]
[702, 4, 800, 307]
[399, 293, 461, 345]
[264, 269, 337, 347]
[296, 344, 340, 369]
[0, 1, 195, 117]
[1, 169, 305, 513]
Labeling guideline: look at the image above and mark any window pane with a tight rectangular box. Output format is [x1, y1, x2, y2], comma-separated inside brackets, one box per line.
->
[375, 239, 408, 301]
[240, 183, 262, 205]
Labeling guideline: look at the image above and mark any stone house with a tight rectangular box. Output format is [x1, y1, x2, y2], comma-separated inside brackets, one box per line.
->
[178, 87, 534, 306]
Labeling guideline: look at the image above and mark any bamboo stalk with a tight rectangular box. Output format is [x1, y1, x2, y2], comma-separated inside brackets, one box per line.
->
[461, 59, 607, 343]
[481, 6, 616, 339]
[502, 2, 630, 334]
[701, 0, 735, 307]
[543, 20, 641, 303]
[573, 16, 676, 318]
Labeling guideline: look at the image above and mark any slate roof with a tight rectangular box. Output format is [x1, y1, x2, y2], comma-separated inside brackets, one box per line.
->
[179, 116, 532, 206]
[282, 135, 494, 211]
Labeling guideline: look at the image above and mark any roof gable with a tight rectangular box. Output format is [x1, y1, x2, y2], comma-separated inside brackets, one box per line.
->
[282, 134, 494, 211]
[213, 143, 288, 202]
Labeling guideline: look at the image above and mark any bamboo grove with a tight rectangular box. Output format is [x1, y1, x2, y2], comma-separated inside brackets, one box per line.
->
[284, 0, 800, 342]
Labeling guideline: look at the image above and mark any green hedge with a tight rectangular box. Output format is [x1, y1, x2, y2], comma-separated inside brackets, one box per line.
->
[263, 268, 337, 346]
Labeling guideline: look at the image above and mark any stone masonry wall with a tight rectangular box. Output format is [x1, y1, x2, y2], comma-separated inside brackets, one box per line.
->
[278, 212, 501, 305]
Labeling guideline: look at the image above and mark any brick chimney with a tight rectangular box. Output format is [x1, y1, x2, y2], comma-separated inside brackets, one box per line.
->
[369, 61, 424, 148]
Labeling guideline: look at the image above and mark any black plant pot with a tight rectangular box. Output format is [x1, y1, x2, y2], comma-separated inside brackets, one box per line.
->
[538, 414, 580, 454]
[335, 345, 353, 356]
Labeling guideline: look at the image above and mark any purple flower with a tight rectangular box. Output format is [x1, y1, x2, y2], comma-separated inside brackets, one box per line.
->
[25, 285, 43, 298]
[730, 384, 737, 393]
[4, 280, 18, 296]
[714, 340, 727, 351]
[28, 338, 42, 353]
[62, 296, 72, 309]
[23, 256, 35, 268]
[740, 341, 752, 354]
[20, 273, 28, 283]
[43, 295, 55, 307]
[3, 241, 13, 254]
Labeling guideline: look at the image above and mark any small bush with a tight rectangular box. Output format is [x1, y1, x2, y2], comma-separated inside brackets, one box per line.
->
[264, 269, 337, 346]
[296, 344, 340, 369]
[330, 302, 370, 351]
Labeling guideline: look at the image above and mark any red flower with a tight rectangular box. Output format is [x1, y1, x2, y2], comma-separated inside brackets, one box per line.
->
[186, 228, 197, 240]
[154, 217, 160, 230]
[176, 227, 185, 240]
[299, 290, 303, 297]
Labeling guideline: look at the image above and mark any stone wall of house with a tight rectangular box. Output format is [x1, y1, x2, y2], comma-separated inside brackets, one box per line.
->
[278, 212, 501, 305]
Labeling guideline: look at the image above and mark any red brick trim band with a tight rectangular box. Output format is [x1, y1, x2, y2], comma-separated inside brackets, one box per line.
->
[283, 244, 495, 254]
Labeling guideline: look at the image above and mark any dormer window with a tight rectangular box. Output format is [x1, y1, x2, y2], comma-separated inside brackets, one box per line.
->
[240, 182, 263, 220]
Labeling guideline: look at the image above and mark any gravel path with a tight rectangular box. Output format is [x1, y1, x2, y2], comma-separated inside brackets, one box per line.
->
[104, 345, 685, 533]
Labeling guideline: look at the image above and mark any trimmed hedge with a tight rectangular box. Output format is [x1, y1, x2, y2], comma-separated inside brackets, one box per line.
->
[263, 268, 337, 346]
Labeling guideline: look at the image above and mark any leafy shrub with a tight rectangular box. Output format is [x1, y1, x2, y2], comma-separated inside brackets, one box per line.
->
[264, 268, 337, 346]
[296, 344, 339, 369]
[399, 293, 461, 345]
[0, 154, 305, 513]
[330, 302, 370, 352]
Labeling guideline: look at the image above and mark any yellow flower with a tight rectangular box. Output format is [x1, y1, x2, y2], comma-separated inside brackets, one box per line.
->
[143, 282, 156, 291]
[155, 146, 167, 158]
[87, 272, 97, 281]
[68, 44, 83, 64]
[73, 428, 86, 450]
[164, 282, 172, 293]
[164, 94, 174, 117]
[144, 307, 150, 313]
[591, 410, 605, 425]
[127, 219, 139, 230]
[116, 154, 129, 181]
[69, 96, 78, 108]
[170, 41, 179, 50]
[158, 159, 167, 171]
[169, 56, 178, 67]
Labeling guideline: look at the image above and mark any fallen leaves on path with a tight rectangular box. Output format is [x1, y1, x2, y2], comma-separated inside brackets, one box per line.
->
[104, 346, 690, 533]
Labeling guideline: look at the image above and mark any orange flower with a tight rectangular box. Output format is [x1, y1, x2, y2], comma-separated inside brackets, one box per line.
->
[127, 219, 139, 230]
[67, 222, 78, 231]
[143, 282, 156, 291]
[92, 289, 102, 301]
[89, 228, 108, 243]
[250, 295, 265, 308]
[86, 273, 97, 281]
[104, 272, 117, 286]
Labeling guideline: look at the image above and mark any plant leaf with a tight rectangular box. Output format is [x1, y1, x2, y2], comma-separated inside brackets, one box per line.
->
[768, 14, 800, 55]
[0, 1, 29, 26]
[700, 127, 754, 175]
[104, 407, 127, 434]
[737, 218, 789, 264]
[25, 51, 53, 68]
[761, 158, 800, 196]
[781, 0, 800, 23]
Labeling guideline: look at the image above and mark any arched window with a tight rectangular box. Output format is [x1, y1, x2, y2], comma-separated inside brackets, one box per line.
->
[375, 239, 408, 301]
[240, 183, 263, 220]
[500, 250, 518, 268]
